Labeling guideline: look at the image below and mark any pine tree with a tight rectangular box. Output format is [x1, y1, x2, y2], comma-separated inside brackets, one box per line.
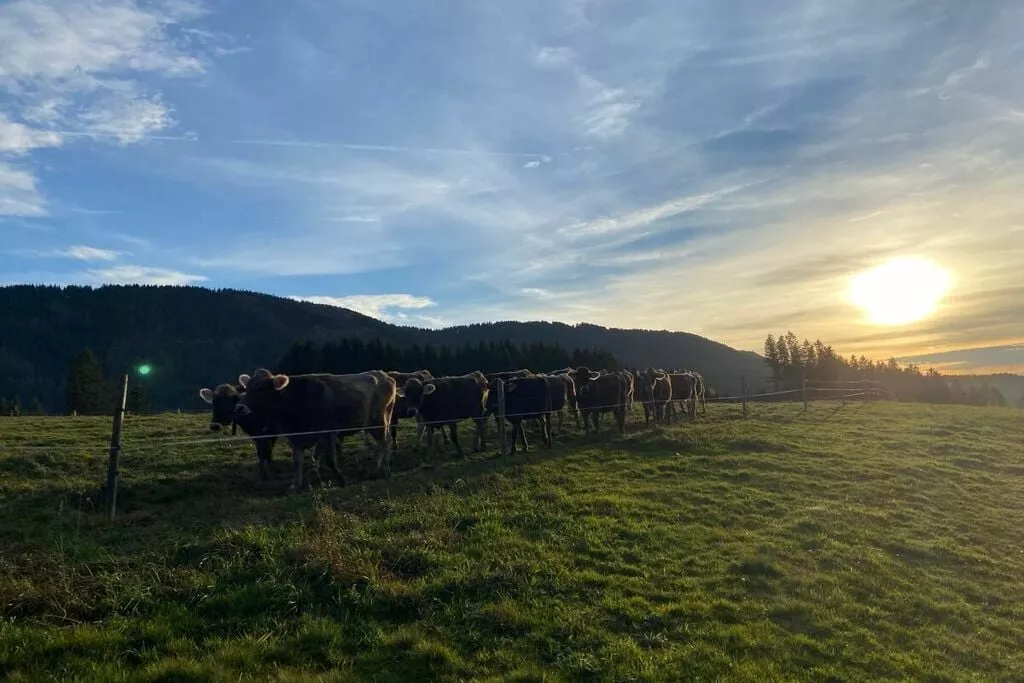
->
[764, 334, 781, 388]
[65, 348, 106, 415]
[127, 383, 150, 414]
[28, 397, 45, 416]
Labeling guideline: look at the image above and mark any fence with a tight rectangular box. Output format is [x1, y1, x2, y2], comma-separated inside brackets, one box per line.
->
[0, 375, 891, 519]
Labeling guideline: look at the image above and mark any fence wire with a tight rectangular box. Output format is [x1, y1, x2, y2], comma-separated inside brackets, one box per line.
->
[0, 381, 884, 454]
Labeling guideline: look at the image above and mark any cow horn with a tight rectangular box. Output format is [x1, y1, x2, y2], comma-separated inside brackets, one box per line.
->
[199, 388, 214, 404]
[589, 371, 601, 380]
[237, 374, 251, 388]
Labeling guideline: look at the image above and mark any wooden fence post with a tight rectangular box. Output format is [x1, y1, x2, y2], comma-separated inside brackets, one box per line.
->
[105, 373, 129, 522]
[496, 379, 507, 459]
[740, 375, 748, 418]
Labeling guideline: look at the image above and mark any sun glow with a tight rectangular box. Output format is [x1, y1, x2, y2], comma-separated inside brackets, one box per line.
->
[847, 256, 952, 326]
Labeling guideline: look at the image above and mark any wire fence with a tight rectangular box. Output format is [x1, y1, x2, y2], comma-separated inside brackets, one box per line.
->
[0, 379, 888, 454]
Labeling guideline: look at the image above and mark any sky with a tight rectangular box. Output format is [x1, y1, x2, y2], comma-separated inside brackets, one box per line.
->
[1, 0, 1021, 374]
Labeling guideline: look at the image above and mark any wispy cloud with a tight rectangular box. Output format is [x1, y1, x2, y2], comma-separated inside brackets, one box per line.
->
[291, 294, 446, 328]
[85, 265, 207, 286]
[0, 114, 63, 154]
[559, 184, 749, 238]
[228, 138, 549, 160]
[63, 245, 121, 261]
[0, 161, 47, 216]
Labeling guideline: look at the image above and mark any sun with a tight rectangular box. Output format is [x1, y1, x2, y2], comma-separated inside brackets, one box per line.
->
[847, 256, 952, 326]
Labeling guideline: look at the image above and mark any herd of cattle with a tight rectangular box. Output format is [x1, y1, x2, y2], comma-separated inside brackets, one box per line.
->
[198, 367, 707, 491]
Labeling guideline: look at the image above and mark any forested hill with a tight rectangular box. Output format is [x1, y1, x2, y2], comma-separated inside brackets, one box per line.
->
[0, 285, 763, 411]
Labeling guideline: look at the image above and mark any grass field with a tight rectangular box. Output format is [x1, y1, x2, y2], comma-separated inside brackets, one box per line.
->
[1, 402, 1023, 681]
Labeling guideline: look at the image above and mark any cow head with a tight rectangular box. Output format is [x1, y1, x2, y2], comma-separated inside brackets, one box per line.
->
[484, 378, 503, 414]
[199, 383, 244, 431]
[571, 366, 602, 397]
[397, 377, 436, 408]
[235, 368, 288, 418]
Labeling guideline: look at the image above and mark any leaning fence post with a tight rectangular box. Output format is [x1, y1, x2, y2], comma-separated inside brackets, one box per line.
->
[496, 379, 507, 459]
[105, 373, 129, 522]
[740, 375, 748, 418]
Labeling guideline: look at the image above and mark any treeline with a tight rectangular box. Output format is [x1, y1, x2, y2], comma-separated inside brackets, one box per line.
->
[764, 331, 1010, 407]
[6, 349, 152, 416]
[0, 285, 762, 411]
[279, 337, 620, 377]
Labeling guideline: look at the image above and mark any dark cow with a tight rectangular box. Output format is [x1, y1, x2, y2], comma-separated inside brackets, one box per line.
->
[542, 373, 576, 432]
[199, 382, 277, 481]
[495, 376, 552, 454]
[547, 368, 581, 428]
[634, 368, 672, 426]
[571, 366, 626, 435]
[666, 372, 697, 421]
[398, 372, 489, 457]
[235, 369, 396, 491]
[387, 369, 447, 451]
[484, 370, 534, 429]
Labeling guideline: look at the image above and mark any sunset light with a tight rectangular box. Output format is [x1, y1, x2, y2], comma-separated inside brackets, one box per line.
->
[848, 257, 952, 326]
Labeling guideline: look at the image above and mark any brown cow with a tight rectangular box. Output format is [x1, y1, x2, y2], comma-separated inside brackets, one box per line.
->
[571, 366, 626, 435]
[398, 372, 489, 457]
[236, 369, 396, 491]
[635, 368, 672, 426]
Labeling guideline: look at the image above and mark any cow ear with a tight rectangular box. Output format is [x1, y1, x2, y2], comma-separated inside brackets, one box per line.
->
[396, 388, 405, 398]
[507, 381, 517, 392]
[423, 383, 437, 395]
[199, 388, 214, 404]
[273, 374, 290, 391]
[238, 374, 251, 388]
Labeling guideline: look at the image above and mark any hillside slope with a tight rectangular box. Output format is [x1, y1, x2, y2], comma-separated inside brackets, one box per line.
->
[0, 285, 762, 411]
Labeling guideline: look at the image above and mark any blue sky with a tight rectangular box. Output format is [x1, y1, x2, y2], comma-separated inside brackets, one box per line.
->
[1, 0, 1022, 373]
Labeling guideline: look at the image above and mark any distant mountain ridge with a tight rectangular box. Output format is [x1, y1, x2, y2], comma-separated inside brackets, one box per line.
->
[0, 285, 770, 412]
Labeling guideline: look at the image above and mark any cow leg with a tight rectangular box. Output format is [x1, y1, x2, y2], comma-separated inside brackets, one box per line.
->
[323, 434, 346, 486]
[594, 411, 601, 433]
[616, 407, 626, 435]
[255, 438, 271, 481]
[474, 417, 487, 452]
[426, 426, 436, 458]
[288, 442, 306, 492]
[544, 413, 553, 447]
[509, 419, 522, 453]
[374, 429, 392, 477]
[390, 418, 399, 453]
[519, 420, 530, 452]
[415, 416, 427, 449]
[449, 422, 464, 457]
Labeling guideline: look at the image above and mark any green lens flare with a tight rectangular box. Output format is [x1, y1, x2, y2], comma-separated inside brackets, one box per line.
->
[137, 364, 152, 376]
